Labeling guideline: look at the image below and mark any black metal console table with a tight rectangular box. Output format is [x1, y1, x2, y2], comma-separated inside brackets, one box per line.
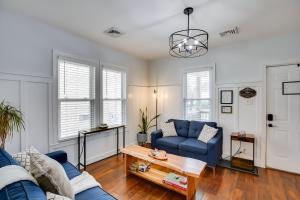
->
[77, 125, 125, 170]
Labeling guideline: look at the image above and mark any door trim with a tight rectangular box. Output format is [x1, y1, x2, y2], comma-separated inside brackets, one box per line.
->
[263, 62, 300, 169]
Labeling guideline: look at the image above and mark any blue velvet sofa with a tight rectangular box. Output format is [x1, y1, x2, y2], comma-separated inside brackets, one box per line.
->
[151, 119, 223, 168]
[0, 148, 115, 200]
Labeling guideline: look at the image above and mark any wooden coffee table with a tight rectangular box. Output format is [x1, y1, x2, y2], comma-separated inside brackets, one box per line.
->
[121, 145, 206, 200]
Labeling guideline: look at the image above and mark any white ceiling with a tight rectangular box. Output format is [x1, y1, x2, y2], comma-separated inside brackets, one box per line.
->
[1, 0, 300, 61]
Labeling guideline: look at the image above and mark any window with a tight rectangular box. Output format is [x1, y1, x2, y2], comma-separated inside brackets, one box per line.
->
[184, 69, 213, 121]
[58, 57, 95, 139]
[102, 68, 126, 125]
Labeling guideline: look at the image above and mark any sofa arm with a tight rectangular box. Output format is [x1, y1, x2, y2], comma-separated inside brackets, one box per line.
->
[207, 127, 223, 167]
[151, 129, 163, 148]
[46, 150, 68, 163]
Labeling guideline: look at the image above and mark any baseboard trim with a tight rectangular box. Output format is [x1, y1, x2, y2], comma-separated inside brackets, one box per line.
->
[85, 140, 137, 165]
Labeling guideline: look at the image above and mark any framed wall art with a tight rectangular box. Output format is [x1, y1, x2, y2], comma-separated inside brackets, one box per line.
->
[220, 90, 233, 104]
[221, 106, 232, 114]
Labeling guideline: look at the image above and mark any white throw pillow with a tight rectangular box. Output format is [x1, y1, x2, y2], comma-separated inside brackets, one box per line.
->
[198, 124, 218, 143]
[26, 146, 40, 154]
[47, 192, 72, 200]
[12, 146, 40, 172]
[29, 151, 74, 199]
[161, 122, 177, 137]
[12, 151, 31, 171]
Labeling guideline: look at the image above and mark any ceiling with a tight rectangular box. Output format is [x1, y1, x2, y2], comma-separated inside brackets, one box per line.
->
[1, 0, 300, 61]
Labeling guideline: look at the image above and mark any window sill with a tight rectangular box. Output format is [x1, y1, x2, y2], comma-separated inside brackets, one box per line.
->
[58, 126, 127, 142]
[58, 135, 79, 142]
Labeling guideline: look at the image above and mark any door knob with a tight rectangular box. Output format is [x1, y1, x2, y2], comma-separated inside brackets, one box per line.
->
[268, 124, 277, 127]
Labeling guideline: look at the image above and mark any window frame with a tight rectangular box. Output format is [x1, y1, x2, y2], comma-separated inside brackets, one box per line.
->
[183, 66, 215, 121]
[100, 63, 127, 126]
[54, 53, 100, 141]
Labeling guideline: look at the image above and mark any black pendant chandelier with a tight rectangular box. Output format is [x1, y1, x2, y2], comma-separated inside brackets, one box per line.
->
[169, 7, 208, 58]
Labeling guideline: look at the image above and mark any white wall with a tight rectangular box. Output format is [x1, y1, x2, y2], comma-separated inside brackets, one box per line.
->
[148, 32, 300, 167]
[2, 5, 300, 168]
[0, 8, 149, 165]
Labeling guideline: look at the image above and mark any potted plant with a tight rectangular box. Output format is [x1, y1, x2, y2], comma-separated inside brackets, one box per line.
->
[137, 107, 160, 145]
[0, 101, 24, 149]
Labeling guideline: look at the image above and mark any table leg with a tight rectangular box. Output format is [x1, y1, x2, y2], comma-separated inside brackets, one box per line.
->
[252, 140, 255, 172]
[124, 154, 137, 176]
[84, 134, 86, 171]
[186, 176, 196, 200]
[230, 138, 232, 166]
[77, 132, 80, 170]
[123, 126, 125, 158]
[117, 128, 119, 155]
[123, 126, 125, 147]
[125, 154, 130, 176]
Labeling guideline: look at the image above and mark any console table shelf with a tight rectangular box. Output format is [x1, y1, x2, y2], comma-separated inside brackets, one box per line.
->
[230, 133, 258, 175]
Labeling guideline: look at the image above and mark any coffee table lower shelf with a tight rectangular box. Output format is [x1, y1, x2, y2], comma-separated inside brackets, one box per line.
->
[122, 145, 206, 200]
[128, 168, 186, 196]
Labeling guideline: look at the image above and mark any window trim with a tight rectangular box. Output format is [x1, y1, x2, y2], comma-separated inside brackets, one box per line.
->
[54, 52, 100, 141]
[183, 65, 216, 121]
[53, 52, 127, 142]
[100, 63, 127, 126]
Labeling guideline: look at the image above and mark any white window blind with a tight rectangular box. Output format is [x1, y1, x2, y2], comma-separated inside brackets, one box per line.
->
[58, 58, 95, 139]
[102, 68, 126, 125]
[184, 70, 212, 121]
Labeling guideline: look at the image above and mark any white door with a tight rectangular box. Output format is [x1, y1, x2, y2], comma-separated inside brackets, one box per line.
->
[266, 64, 300, 174]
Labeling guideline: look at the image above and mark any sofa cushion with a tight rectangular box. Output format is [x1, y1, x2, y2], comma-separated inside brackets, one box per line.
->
[0, 180, 46, 200]
[29, 152, 74, 199]
[76, 187, 116, 200]
[61, 162, 81, 180]
[188, 121, 217, 138]
[173, 120, 190, 137]
[0, 149, 18, 168]
[156, 136, 187, 149]
[46, 151, 68, 164]
[61, 163, 116, 200]
[178, 138, 208, 155]
[0, 149, 46, 200]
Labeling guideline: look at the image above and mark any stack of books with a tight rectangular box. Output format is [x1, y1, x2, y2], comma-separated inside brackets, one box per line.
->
[129, 161, 150, 172]
[163, 173, 187, 191]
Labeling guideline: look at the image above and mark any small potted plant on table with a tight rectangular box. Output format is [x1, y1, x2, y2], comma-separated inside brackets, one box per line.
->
[137, 107, 160, 145]
[0, 101, 24, 149]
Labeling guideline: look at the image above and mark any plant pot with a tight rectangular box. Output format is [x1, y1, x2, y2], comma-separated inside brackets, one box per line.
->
[137, 132, 147, 145]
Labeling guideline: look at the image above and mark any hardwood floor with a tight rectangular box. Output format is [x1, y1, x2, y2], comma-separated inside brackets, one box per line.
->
[87, 154, 300, 200]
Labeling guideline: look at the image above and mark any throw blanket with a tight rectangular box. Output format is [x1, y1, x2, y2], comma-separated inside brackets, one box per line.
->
[0, 165, 38, 190]
[70, 171, 101, 195]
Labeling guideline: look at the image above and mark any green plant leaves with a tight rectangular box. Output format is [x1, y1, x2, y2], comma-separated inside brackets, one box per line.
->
[0, 101, 24, 148]
[138, 107, 160, 134]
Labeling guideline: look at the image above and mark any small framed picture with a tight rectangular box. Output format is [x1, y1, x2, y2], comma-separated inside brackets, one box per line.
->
[220, 90, 233, 104]
[221, 106, 232, 114]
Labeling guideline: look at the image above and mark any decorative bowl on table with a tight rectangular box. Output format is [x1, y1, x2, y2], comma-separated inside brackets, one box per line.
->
[148, 149, 168, 160]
